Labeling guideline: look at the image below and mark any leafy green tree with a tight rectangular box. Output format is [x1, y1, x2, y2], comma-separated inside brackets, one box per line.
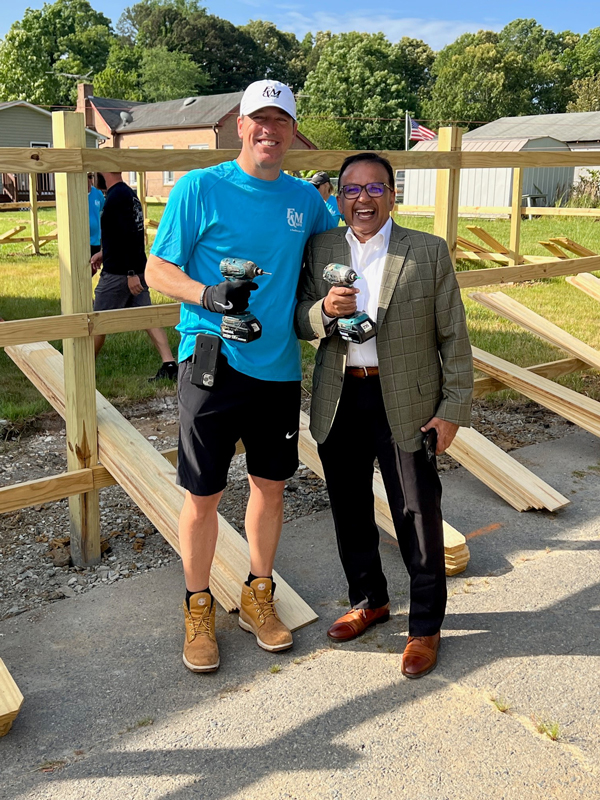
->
[568, 27, 600, 79]
[392, 37, 435, 101]
[567, 75, 600, 112]
[140, 45, 208, 101]
[298, 117, 352, 150]
[300, 31, 333, 73]
[0, 0, 113, 106]
[93, 40, 143, 99]
[298, 32, 410, 150]
[241, 20, 307, 90]
[119, 0, 263, 92]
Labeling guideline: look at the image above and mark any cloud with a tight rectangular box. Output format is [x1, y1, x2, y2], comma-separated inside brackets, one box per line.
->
[268, 11, 501, 50]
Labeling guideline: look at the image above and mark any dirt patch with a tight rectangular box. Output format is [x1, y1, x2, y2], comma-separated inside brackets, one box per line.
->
[0, 393, 577, 621]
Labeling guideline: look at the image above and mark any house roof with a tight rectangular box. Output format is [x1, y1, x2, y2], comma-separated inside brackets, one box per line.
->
[410, 136, 567, 153]
[90, 92, 244, 133]
[0, 100, 104, 139]
[463, 112, 600, 144]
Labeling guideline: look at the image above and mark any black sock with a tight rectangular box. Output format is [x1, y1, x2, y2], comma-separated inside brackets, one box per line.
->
[163, 360, 177, 367]
[186, 587, 211, 609]
[245, 572, 273, 587]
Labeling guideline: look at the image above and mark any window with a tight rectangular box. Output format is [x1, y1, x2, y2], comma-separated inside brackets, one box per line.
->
[163, 145, 174, 185]
[188, 144, 209, 149]
[129, 146, 138, 186]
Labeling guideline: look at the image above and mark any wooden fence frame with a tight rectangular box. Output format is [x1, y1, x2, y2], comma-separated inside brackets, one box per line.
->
[3, 114, 600, 568]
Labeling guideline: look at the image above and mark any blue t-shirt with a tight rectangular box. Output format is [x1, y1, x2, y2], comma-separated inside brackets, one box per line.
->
[151, 161, 336, 381]
[88, 185, 105, 246]
[326, 194, 343, 225]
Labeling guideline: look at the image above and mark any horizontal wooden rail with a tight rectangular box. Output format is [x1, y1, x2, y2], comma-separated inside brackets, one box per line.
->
[398, 205, 600, 218]
[473, 357, 586, 398]
[4, 146, 600, 175]
[455, 254, 600, 288]
[0, 303, 181, 348]
[0, 201, 56, 211]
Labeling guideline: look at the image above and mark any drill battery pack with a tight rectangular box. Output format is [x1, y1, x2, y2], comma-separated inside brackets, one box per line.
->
[338, 312, 377, 345]
[221, 313, 262, 343]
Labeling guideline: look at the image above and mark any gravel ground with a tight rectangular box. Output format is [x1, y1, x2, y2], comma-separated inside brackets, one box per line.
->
[0, 393, 577, 621]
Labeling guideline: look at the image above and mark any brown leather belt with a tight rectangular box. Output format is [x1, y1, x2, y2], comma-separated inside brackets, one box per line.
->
[346, 366, 379, 378]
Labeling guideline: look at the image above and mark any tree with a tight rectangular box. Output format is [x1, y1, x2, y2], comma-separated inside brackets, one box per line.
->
[392, 37, 435, 102]
[241, 20, 307, 91]
[298, 117, 352, 150]
[0, 0, 114, 106]
[568, 27, 600, 79]
[140, 46, 208, 101]
[567, 76, 600, 112]
[300, 31, 333, 73]
[93, 40, 143, 100]
[298, 32, 410, 150]
[119, 0, 263, 93]
[425, 21, 578, 126]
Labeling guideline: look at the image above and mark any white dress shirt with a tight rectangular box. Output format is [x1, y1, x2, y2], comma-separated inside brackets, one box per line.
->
[324, 217, 392, 367]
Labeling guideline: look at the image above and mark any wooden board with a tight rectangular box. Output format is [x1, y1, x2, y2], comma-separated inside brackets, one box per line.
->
[473, 357, 586, 398]
[566, 272, 600, 303]
[539, 241, 569, 259]
[0, 225, 25, 242]
[472, 346, 600, 437]
[434, 127, 462, 264]
[0, 659, 23, 737]
[470, 291, 600, 372]
[5, 341, 317, 631]
[549, 237, 597, 257]
[456, 255, 600, 289]
[447, 427, 568, 512]
[508, 168, 523, 266]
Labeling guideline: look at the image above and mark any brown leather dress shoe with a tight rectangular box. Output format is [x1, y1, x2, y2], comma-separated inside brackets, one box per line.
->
[401, 632, 441, 679]
[327, 604, 390, 642]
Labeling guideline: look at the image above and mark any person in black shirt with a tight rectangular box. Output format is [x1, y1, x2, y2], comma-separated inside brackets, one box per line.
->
[91, 172, 177, 381]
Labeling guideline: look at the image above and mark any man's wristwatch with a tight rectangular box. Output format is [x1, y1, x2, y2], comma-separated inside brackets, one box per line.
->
[127, 270, 136, 277]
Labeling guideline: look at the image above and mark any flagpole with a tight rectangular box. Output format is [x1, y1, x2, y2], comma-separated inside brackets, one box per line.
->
[405, 111, 409, 151]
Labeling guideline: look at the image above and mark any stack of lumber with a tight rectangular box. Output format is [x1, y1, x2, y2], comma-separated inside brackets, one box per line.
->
[470, 291, 600, 372]
[471, 345, 600, 437]
[566, 272, 600, 302]
[447, 427, 568, 512]
[297, 411, 471, 575]
[0, 659, 23, 737]
[550, 238, 596, 257]
[5, 341, 318, 632]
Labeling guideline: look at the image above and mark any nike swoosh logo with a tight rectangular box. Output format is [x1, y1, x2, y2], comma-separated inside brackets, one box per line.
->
[214, 301, 234, 310]
[285, 431, 297, 439]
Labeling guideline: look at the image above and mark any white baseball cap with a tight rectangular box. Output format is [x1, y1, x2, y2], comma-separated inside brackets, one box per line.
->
[240, 80, 297, 121]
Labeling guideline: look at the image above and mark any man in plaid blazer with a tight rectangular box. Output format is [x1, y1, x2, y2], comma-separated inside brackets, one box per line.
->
[295, 153, 473, 678]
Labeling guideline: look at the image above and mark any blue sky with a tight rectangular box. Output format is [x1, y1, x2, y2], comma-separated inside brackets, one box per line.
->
[1, 0, 598, 48]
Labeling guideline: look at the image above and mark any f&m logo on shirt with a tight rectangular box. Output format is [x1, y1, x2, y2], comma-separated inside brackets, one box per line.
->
[287, 208, 304, 232]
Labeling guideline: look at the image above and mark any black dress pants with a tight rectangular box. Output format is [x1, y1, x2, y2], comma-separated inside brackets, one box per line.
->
[318, 373, 447, 636]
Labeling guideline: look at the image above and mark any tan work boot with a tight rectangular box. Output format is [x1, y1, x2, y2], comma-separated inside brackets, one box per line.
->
[182, 592, 220, 673]
[239, 578, 293, 652]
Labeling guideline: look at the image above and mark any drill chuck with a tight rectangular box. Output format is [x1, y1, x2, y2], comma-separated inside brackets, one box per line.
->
[219, 257, 269, 281]
[323, 263, 359, 287]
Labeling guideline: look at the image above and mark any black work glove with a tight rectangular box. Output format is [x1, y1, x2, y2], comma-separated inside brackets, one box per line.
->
[202, 279, 258, 314]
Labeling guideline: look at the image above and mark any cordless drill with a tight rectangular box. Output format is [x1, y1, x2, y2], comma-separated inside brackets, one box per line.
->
[323, 263, 377, 344]
[219, 257, 270, 343]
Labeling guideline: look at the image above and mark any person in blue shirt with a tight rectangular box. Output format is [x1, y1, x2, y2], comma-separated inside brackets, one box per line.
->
[308, 171, 343, 226]
[87, 173, 105, 264]
[146, 79, 336, 674]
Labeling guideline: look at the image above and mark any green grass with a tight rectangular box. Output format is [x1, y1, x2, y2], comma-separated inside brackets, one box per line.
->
[3, 206, 600, 420]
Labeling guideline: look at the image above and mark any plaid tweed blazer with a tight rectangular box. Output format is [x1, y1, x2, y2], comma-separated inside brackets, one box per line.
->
[295, 221, 473, 451]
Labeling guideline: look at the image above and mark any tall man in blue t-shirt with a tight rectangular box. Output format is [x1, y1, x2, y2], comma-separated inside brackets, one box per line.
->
[146, 80, 335, 673]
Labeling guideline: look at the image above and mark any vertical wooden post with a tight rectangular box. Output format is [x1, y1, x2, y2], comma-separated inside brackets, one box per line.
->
[508, 167, 523, 266]
[434, 126, 463, 266]
[137, 171, 148, 246]
[52, 111, 101, 567]
[28, 172, 40, 255]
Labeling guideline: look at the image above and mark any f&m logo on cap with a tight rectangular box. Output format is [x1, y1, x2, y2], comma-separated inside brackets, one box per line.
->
[263, 87, 282, 98]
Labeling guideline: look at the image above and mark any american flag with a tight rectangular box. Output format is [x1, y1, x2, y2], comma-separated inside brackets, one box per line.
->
[409, 116, 436, 141]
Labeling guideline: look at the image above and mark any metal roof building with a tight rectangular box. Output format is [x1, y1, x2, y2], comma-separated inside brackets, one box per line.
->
[404, 136, 573, 210]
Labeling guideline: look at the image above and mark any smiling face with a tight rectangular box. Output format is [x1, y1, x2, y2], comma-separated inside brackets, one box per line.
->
[338, 161, 395, 242]
[236, 106, 297, 180]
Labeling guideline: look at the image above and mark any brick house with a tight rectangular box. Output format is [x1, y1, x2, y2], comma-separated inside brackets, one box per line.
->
[76, 83, 317, 197]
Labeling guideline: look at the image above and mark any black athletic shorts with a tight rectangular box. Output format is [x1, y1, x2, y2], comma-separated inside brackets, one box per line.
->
[93, 271, 151, 312]
[177, 355, 301, 496]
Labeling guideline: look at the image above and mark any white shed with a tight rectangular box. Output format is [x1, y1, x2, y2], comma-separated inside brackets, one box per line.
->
[403, 136, 573, 209]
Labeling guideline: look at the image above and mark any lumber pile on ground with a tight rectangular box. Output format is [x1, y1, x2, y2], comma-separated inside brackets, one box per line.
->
[0, 659, 23, 737]
[447, 427, 568, 512]
[5, 341, 317, 631]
